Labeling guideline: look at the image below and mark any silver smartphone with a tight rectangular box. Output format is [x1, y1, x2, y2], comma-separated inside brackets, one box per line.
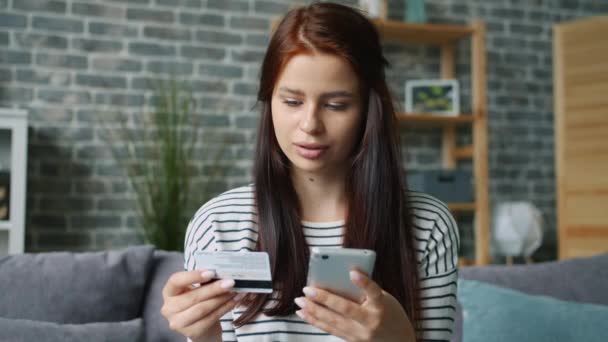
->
[306, 247, 376, 302]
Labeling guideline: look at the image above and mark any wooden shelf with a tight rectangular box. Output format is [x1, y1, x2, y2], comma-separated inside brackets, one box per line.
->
[448, 203, 476, 212]
[372, 19, 474, 45]
[398, 113, 474, 126]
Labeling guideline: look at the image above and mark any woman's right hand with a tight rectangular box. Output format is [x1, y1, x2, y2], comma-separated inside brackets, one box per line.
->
[161, 270, 244, 341]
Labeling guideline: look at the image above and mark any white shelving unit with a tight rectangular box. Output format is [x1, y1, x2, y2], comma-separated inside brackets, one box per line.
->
[0, 108, 28, 255]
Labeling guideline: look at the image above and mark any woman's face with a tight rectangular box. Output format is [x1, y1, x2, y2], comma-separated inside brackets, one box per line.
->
[271, 53, 364, 177]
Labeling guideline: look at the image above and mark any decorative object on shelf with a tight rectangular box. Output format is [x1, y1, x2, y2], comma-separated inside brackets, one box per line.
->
[405, 0, 427, 23]
[405, 79, 460, 116]
[99, 79, 231, 252]
[492, 202, 544, 265]
[0, 171, 8, 220]
[359, 0, 388, 19]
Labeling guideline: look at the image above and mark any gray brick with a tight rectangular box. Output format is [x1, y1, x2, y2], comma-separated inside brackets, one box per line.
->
[0, 87, 34, 102]
[254, 1, 291, 14]
[28, 106, 73, 122]
[71, 215, 122, 229]
[30, 215, 68, 231]
[157, 0, 201, 7]
[38, 89, 91, 105]
[143, 26, 191, 41]
[181, 45, 225, 60]
[0, 32, 8, 46]
[191, 80, 229, 93]
[199, 114, 230, 127]
[89, 22, 138, 37]
[179, 13, 224, 26]
[505, 53, 539, 65]
[129, 42, 176, 56]
[29, 178, 72, 194]
[96, 231, 143, 248]
[72, 38, 123, 53]
[451, 3, 469, 15]
[490, 8, 524, 20]
[200, 96, 244, 112]
[76, 74, 127, 89]
[72, 2, 124, 18]
[492, 37, 527, 50]
[107, 0, 149, 4]
[14, 0, 67, 13]
[229, 16, 269, 31]
[36, 52, 87, 69]
[246, 33, 270, 47]
[0, 68, 10, 82]
[14, 32, 68, 50]
[34, 126, 94, 143]
[40, 197, 94, 211]
[127, 8, 174, 23]
[92, 57, 142, 72]
[231, 49, 265, 63]
[146, 60, 193, 75]
[236, 147, 254, 159]
[74, 179, 107, 194]
[75, 146, 112, 159]
[207, 0, 249, 12]
[199, 64, 243, 78]
[94, 93, 145, 107]
[98, 198, 136, 211]
[233, 82, 258, 96]
[235, 115, 258, 129]
[33, 16, 83, 33]
[510, 23, 543, 36]
[196, 30, 243, 45]
[16, 69, 71, 86]
[0, 14, 27, 29]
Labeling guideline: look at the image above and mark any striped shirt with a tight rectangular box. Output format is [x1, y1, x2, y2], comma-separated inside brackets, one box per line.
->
[184, 184, 459, 342]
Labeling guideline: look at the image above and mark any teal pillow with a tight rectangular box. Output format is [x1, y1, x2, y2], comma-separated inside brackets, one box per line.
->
[458, 279, 608, 342]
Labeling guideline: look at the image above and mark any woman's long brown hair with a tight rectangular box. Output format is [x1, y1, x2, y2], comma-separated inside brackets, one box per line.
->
[235, 2, 421, 332]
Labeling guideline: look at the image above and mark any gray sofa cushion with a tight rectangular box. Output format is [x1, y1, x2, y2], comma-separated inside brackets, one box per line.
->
[0, 245, 155, 323]
[143, 250, 185, 342]
[450, 253, 608, 342]
[459, 253, 608, 305]
[0, 317, 143, 342]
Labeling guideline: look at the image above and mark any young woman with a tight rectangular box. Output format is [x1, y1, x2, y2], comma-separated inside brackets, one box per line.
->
[161, 3, 459, 342]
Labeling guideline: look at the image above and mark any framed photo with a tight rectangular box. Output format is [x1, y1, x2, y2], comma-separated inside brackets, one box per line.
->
[405, 79, 460, 116]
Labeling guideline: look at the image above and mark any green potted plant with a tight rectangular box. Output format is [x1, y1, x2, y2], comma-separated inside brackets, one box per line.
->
[99, 79, 230, 251]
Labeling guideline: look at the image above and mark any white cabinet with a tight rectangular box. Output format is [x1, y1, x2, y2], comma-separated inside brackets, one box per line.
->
[0, 108, 28, 255]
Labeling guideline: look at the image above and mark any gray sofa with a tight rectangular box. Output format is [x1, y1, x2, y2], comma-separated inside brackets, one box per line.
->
[0, 245, 185, 342]
[451, 252, 608, 342]
[1, 245, 606, 342]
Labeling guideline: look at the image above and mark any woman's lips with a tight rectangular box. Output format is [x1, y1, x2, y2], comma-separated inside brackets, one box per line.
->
[294, 143, 328, 160]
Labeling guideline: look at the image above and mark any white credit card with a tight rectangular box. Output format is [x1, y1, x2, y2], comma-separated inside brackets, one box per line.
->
[194, 251, 273, 293]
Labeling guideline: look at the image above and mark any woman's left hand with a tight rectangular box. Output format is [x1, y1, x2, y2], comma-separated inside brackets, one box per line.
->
[294, 270, 416, 342]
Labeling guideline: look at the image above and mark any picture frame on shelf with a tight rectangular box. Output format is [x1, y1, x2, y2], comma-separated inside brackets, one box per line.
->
[405, 79, 460, 116]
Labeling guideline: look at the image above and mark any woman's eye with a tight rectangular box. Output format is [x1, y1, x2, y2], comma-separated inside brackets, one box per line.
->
[283, 99, 301, 107]
[326, 103, 348, 111]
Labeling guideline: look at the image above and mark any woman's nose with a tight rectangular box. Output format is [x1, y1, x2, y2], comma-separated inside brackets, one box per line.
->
[299, 104, 323, 134]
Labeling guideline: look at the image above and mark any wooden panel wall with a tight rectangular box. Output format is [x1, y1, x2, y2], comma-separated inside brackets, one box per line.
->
[554, 16, 608, 259]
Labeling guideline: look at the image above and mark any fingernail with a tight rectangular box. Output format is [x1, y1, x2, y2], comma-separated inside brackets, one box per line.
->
[302, 287, 316, 298]
[233, 293, 246, 301]
[220, 279, 235, 289]
[201, 270, 215, 279]
[294, 297, 307, 309]
[295, 310, 306, 319]
[350, 270, 360, 281]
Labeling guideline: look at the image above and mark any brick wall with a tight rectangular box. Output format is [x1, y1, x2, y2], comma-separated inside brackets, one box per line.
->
[0, 0, 606, 260]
